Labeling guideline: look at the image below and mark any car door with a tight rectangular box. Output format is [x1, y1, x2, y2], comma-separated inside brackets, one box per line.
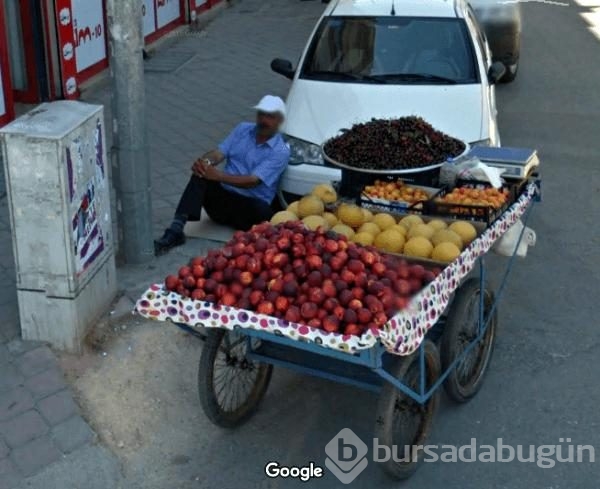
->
[465, 7, 500, 145]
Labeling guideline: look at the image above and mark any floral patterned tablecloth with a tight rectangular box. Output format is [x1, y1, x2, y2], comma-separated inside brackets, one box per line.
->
[136, 183, 538, 357]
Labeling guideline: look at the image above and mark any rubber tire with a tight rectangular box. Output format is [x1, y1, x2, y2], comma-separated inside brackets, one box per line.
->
[441, 278, 497, 403]
[501, 60, 518, 83]
[374, 341, 441, 480]
[198, 329, 273, 428]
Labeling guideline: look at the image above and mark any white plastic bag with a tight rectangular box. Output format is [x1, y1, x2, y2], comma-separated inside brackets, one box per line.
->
[493, 219, 536, 257]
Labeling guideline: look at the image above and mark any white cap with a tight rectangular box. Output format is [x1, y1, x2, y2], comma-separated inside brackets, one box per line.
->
[254, 95, 286, 117]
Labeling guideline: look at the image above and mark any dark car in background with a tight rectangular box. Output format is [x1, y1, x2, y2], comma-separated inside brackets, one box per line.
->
[470, 0, 522, 82]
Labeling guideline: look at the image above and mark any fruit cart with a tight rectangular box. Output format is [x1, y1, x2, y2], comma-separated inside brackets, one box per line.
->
[136, 176, 540, 479]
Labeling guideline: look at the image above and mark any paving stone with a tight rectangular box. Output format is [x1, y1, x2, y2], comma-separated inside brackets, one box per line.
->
[0, 438, 8, 459]
[0, 364, 24, 393]
[37, 390, 78, 426]
[51, 416, 95, 454]
[6, 339, 44, 357]
[0, 457, 22, 489]
[24, 368, 66, 400]
[0, 410, 48, 448]
[15, 346, 56, 377]
[10, 436, 62, 477]
[0, 343, 10, 365]
[0, 387, 34, 422]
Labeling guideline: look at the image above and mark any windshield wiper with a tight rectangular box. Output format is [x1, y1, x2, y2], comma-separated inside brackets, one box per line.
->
[368, 73, 459, 84]
[304, 71, 388, 83]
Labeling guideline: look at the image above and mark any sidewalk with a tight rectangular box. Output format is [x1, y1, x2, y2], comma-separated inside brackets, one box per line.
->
[0, 0, 325, 486]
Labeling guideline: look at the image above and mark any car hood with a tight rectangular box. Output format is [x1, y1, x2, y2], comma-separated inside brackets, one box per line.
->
[283, 80, 484, 145]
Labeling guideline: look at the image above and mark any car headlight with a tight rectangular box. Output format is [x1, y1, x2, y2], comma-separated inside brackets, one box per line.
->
[470, 138, 492, 147]
[285, 135, 324, 165]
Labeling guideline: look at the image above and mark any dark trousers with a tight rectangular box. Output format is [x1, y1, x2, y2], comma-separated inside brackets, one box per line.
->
[175, 175, 275, 231]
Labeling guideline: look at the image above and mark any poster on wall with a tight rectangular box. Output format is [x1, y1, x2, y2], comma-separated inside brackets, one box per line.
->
[157, 0, 182, 29]
[71, 0, 106, 73]
[0, 64, 6, 117]
[143, 0, 157, 37]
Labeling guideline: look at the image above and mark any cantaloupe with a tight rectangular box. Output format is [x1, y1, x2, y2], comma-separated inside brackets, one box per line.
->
[431, 229, 464, 250]
[311, 183, 338, 204]
[302, 215, 329, 231]
[323, 212, 338, 227]
[399, 215, 424, 229]
[352, 232, 374, 246]
[374, 230, 405, 253]
[331, 224, 355, 239]
[427, 219, 448, 231]
[286, 201, 299, 215]
[337, 204, 365, 228]
[270, 210, 297, 225]
[372, 213, 397, 231]
[358, 222, 381, 236]
[432, 242, 461, 263]
[297, 195, 324, 218]
[407, 223, 435, 240]
[449, 221, 477, 244]
[403, 237, 433, 259]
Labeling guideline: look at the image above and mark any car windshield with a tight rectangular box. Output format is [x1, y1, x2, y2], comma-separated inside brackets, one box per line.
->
[300, 16, 479, 84]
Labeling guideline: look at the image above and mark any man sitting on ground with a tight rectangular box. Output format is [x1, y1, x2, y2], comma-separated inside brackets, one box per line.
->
[154, 95, 290, 255]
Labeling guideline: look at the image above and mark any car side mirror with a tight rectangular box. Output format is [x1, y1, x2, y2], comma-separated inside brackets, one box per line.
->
[271, 58, 295, 80]
[488, 61, 506, 84]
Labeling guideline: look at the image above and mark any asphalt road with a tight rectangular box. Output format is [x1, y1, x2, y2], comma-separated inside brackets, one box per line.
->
[77, 2, 600, 488]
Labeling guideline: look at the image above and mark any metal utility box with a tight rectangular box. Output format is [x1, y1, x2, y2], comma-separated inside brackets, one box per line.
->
[1, 101, 117, 352]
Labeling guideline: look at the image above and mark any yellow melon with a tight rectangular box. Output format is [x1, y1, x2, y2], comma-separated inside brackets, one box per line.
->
[323, 212, 338, 228]
[352, 232, 374, 246]
[407, 223, 435, 240]
[362, 208, 374, 222]
[399, 215, 424, 229]
[331, 224, 355, 239]
[372, 213, 397, 231]
[270, 210, 298, 225]
[449, 221, 478, 245]
[431, 229, 464, 251]
[286, 201, 299, 215]
[337, 204, 365, 228]
[427, 219, 448, 231]
[302, 215, 329, 231]
[390, 224, 408, 237]
[358, 222, 381, 236]
[374, 230, 405, 253]
[297, 195, 324, 218]
[311, 183, 338, 204]
[403, 237, 434, 259]
[432, 242, 461, 263]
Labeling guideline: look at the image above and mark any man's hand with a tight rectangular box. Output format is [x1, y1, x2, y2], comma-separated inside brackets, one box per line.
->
[196, 161, 222, 181]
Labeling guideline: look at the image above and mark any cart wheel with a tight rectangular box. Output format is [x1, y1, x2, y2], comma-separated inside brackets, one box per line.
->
[198, 329, 273, 428]
[374, 340, 441, 480]
[441, 278, 497, 403]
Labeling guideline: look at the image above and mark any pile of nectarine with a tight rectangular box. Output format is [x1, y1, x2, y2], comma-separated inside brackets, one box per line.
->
[164, 222, 441, 336]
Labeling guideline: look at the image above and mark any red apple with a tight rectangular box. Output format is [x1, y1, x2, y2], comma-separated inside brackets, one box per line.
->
[395, 279, 411, 296]
[324, 239, 339, 253]
[323, 315, 340, 332]
[409, 264, 426, 280]
[204, 279, 217, 293]
[344, 324, 361, 336]
[333, 305, 345, 321]
[268, 278, 284, 293]
[239, 271, 253, 286]
[191, 289, 206, 301]
[178, 266, 192, 279]
[348, 299, 363, 311]
[257, 301, 275, 315]
[306, 255, 323, 270]
[343, 308, 358, 324]
[249, 290, 264, 307]
[322, 281, 337, 298]
[285, 306, 301, 323]
[220, 292, 237, 306]
[372, 262, 386, 277]
[190, 257, 204, 268]
[308, 288, 326, 305]
[165, 275, 179, 292]
[357, 308, 372, 324]
[301, 302, 318, 320]
[275, 296, 289, 312]
[246, 257, 261, 274]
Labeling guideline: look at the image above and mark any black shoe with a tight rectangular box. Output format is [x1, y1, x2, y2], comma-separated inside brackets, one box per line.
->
[154, 229, 185, 256]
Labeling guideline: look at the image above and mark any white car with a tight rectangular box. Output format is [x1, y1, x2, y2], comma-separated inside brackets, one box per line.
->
[271, 0, 506, 203]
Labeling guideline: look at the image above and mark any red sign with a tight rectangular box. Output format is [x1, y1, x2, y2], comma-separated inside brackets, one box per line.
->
[54, 0, 79, 99]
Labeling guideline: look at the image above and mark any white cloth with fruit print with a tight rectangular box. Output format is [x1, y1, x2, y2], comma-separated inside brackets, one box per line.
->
[136, 183, 539, 357]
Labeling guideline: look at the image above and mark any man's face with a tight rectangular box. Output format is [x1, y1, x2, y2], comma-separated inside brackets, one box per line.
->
[256, 111, 283, 138]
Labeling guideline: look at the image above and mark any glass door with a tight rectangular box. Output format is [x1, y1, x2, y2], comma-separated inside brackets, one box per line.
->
[2, 0, 46, 103]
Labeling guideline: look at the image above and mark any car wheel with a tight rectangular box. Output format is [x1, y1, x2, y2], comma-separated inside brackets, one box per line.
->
[501, 59, 518, 83]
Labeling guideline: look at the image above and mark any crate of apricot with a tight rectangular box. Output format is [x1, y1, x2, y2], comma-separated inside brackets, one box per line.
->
[424, 180, 512, 224]
[360, 178, 440, 213]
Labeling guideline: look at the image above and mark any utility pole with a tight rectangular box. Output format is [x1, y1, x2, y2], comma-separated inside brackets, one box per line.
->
[106, 0, 153, 264]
